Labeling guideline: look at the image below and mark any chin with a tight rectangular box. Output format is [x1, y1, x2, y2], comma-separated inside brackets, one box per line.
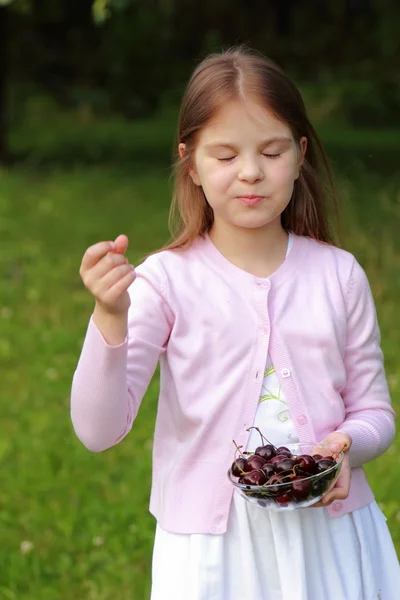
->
[232, 216, 276, 230]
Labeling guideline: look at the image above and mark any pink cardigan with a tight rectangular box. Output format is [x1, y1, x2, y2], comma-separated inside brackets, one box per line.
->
[70, 233, 395, 534]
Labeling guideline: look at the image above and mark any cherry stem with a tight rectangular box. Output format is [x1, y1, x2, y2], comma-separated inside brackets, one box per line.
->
[246, 426, 278, 451]
[232, 440, 246, 460]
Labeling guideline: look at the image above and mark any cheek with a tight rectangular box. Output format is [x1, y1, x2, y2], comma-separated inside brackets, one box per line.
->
[273, 158, 298, 187]
[200, 164, 234, 193]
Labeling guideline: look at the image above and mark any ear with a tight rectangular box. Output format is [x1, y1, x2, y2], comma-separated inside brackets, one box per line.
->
[178, 143, 186, 160]
[178, 142, 201, 186]
[296, 136, 307, 178]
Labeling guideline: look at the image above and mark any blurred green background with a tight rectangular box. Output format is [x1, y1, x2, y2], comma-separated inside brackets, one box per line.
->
[0, 1, 399, 598]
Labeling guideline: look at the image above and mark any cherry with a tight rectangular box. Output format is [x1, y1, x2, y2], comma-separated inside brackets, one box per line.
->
[260, 463, 275, 479]
[255, 444, 276, 461]
[270, 454, 291, 465]
[294, 455, 317, 474]
[316, 458, 335, 472]
[276, 492, 293, 505]
[276, 446, 292, 457]
[246, 454, 267, 471]
[231, 457, 248, 477]
[316, 458, 336, 480]
[291, 476, 312, 500]
[239, 469, 267, 486]
[312, 479, 329, 497]
[275, 458, 296, 474]
[312, 454, 323, 461]
[267, 473, 290, 495]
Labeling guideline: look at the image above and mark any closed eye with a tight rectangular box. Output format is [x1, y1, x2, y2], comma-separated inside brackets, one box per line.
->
[217, 153, 282, 162]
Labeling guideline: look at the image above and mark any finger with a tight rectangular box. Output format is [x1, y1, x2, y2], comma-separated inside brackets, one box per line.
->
[311, 453, 350, 508]
[330, 440, 350, 454]
[312, 485, 340, 508]
[104, 269, 136, 301]
[320, 461, 351, 505]
[311, 446, 332, 458]
[82, 255, 128, 290]
[113, 234, 129, 255]
[310, 479, 337, 507]
[322, 479, 349, 504]
[311, 500, 330, 508]
[96, 263, 135, 292]
[89, 252, 129, 281]
[81, 241, 115, 272]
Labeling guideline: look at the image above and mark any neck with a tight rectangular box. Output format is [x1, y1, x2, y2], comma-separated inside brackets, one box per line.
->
[208, 219, 289, 278]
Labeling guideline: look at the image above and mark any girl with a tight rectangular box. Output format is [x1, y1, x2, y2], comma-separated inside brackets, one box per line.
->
[71, 47, 400, 599]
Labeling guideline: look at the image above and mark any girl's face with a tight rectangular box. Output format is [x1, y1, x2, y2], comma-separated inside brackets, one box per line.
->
[180, 98, 307, 234]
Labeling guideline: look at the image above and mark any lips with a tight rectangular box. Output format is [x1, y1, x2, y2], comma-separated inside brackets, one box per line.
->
[237, 196, 264, 206]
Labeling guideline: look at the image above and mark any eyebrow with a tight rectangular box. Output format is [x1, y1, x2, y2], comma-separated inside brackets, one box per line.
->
[204, 137, 292, 151]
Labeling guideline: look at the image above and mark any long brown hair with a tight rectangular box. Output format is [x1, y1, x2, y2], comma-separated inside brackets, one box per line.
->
[157, 46, 338, 253]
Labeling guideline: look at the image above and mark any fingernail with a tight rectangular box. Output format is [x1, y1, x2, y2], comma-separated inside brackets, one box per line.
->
[331, 443, 340, 452]
[110, 242, 116, 249]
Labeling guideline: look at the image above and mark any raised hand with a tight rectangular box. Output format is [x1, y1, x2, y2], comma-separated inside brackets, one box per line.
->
[79, 234, 135, 316]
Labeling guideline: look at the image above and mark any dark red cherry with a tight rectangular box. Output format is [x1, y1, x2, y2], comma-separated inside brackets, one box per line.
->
[316, 458, 336, 480]
[246, 454, 267, 471]
[275, 458, 296, 474]
[276, 492, 293, 505]
[270, 454, 290, 465]
[231, 457, 247, 477]
[312, 454, 323, 461]
[239, 469, 267, 486]
[316, 458, 335, 473]
[260, 463, 276, 478]
[291, 476, 312, 500]
[267, 473, 289, 495]
[255, 444, 276, 461]
[276, 446, 292, 457]
[312, 479, 329, 497]
[294, 455, 317, 474]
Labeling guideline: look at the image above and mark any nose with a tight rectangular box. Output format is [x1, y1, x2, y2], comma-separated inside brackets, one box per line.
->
[237, 156, 264, 184]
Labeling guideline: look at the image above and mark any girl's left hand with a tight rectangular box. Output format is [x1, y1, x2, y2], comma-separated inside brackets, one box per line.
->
[311, 432, 352, 508]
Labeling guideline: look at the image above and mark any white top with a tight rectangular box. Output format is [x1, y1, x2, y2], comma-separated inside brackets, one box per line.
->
[150, 233, 400, 600]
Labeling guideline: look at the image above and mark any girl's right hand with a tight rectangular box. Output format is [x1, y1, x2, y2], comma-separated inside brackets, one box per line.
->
[79, 234, 136, 316]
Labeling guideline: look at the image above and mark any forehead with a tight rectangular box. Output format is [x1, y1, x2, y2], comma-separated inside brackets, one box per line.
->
[197, 98, 293, 144]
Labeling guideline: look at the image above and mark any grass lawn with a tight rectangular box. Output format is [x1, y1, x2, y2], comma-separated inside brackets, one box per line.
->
[0, 109, 399, 599]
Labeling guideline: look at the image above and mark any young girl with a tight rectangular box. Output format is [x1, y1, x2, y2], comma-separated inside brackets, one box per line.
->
[71, 47, 400, 599]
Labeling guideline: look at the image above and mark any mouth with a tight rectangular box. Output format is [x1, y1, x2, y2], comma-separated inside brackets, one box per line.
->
[237, 196, 264, 206]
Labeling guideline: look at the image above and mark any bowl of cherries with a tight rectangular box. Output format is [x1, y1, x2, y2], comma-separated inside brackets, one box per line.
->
[227, 427, 344, 510]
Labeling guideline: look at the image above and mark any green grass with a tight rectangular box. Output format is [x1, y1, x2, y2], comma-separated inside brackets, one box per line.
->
[0, 110, 399, 598]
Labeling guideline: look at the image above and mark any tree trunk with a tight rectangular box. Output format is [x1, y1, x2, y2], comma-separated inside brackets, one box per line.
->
[0, 5, 9, 165]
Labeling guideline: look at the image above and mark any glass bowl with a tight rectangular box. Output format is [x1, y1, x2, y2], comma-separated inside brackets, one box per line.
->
[227, 441, 344, 511]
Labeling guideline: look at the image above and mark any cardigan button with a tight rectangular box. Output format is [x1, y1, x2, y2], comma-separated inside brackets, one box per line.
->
[333, 502, 342, 512]
[280, 368, 291, 378]
[296, 415, 308, 425]
[256, 279, 270, 289]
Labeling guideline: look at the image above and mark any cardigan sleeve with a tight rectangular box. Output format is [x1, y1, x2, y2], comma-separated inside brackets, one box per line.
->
[70, 256, 174, 452]
[335, 258, 395, 467]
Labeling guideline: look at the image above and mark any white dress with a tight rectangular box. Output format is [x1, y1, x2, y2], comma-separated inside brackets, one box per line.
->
[150, 238, 400, 600]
